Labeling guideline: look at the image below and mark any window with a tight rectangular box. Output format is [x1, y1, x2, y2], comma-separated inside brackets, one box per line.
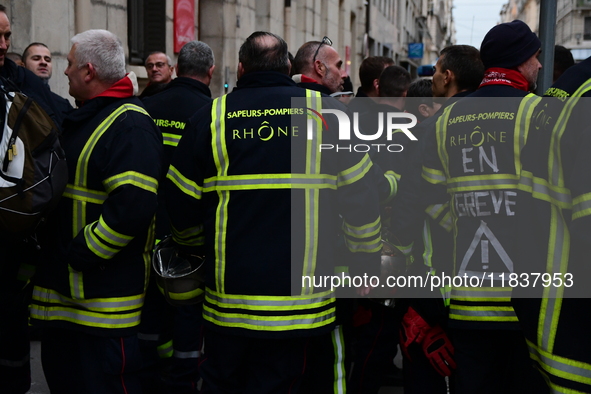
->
[128, 0, 166, 65]
[585, 17, 591, 41]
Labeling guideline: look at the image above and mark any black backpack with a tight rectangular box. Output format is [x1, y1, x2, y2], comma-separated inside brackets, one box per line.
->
[0, 77, 68, 235]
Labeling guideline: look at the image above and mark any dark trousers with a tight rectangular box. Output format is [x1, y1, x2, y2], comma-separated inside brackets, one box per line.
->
[348, 300, 400, 394]
[200, 328, 330, 394]
[41, 328, 143, 394]
[0, 238, 38, 394]
[138, 276, 202, 394]
[450, 328, 548, 394]
[402, 343, 449, 394]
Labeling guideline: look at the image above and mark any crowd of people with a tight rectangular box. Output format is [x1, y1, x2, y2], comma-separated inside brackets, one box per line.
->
[0, 2, 590, 393]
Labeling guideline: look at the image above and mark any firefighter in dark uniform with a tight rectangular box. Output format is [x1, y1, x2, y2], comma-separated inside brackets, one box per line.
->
[30, 29, 162, 393]
[512, 55, 591, 393]
[416, 20, 548, 393]
[140, 40, 215, 393]
[165, 31, 382, 393]
[0, 6, 63, 393]
[390, 45, 484, 394]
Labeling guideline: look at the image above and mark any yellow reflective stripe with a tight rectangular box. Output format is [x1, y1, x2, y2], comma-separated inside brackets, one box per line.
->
[447, 174, 520, 192]
[337, 153, 373, 187]
[426, 203, 446, 220]
[103, 171, 159, 194]
[163, 132, 181, 147]
[572, 193, 591, 220]
[171, 224, 204, 246]
[538, 205, 568, 353]
[383, 171, 398, 202]
[157, 340, 174, 358]
[422, 166, 446, 185]
[342, 217, 381, 239]
[513, 94, 542, 174]
[452, 287, 512, 299]
[165, 287, 204, 301]
[63, 184, 107, 204]
[331, 325, 346, 394]
[392, 241, 413, 256]
[201, 173, 339, 190]
[345, 238, 383, 253]
[449, 304, 517, 320]
[203, 304, 336, 331]
[69, 266, 84, 299]
[527, 339, 591, 387]
[302, 90, 322, 295]
[550, 80, 591, 187]
[519, 171, 572, 208]
[32, 287, 144, 312]
[422, 220, 433, 268]
[96, 216, 133, 247]
[73, 104, 149, 236]
[167, 165, 204, 200]
[211, 96, 229, 294]
[30, 305, 141, 329]
[206, 288, 334, 311]
[436, 103, 455, 177]
[439, 211, 453, 232]
[85, 224, 119, 259]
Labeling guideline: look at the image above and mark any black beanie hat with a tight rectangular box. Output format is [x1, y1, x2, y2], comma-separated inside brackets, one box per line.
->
[480, 20, 541, 69]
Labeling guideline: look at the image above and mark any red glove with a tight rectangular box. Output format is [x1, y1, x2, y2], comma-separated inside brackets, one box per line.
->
[399, 307, 431, 359]
[421, 324, 456, 376]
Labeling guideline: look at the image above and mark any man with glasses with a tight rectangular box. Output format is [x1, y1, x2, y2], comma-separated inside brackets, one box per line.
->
[145, 51, 174, 85]
[292, 36, 347, 95]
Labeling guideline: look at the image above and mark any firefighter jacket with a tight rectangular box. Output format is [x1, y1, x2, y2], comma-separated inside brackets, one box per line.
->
[511, 61, 591, 393]
[387, 95, 474, 321]
[165, 71, 382, 338]
[420, 84, 542, 330]
[143, 77, 213, 240]
[31, 93, 163, 337]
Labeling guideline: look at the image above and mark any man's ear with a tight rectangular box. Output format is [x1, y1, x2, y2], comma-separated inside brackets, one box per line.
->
[372, 78, 379, 94]
[418, 103, 431, 119]
[237, 62, 245, 79]
[208, 65, 215, 80]
[444, 69, 453, 86]
[85, 63, 95, 83]
[314, 59, 325, 76]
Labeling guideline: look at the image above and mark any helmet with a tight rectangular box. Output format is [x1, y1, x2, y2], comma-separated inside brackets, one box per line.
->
[152, 236, 205, 306]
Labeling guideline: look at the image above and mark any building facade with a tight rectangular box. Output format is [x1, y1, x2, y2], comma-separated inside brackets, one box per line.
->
[6, 0, 454, 101]
[501, 0, 591, 62]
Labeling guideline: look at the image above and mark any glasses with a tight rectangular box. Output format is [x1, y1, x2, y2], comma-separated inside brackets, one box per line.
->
[146, 62, 168, 69]
[312, 36, 333, 62]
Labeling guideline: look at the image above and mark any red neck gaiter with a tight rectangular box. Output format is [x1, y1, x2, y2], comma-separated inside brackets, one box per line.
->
[479, 68, 530, 91]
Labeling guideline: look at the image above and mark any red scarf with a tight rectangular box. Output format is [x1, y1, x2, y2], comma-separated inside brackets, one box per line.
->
[479, 68, 529, 91]
[91, 73, 136, 100]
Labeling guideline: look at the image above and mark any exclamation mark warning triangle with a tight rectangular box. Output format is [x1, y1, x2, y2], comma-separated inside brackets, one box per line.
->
[458, 220, 514, 277]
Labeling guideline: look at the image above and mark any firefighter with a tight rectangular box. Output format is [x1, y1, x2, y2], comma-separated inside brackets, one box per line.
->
[511, 55, 591, 393]
[140, 40, 215, 393]
[164, 31, 381, 393]
[389, 44, 485, 394]
[413, 20, 548, 393]
[30, 29, 162, 393]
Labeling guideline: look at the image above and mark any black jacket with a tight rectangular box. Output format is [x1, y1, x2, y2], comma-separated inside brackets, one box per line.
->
[165, 71, 381, 338]
[32, 94, 163, 336]
[143, 76, 213, 240]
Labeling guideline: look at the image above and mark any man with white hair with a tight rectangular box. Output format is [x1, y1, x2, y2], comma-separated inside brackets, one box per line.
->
[30, 29, 163, 393]
[145, 51, 174, 85]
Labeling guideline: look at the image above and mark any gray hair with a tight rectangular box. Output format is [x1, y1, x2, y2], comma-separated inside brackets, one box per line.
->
[71, 29, 126, 84]
[177, 41, 214, 78]
[144, 51, 172, 67]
